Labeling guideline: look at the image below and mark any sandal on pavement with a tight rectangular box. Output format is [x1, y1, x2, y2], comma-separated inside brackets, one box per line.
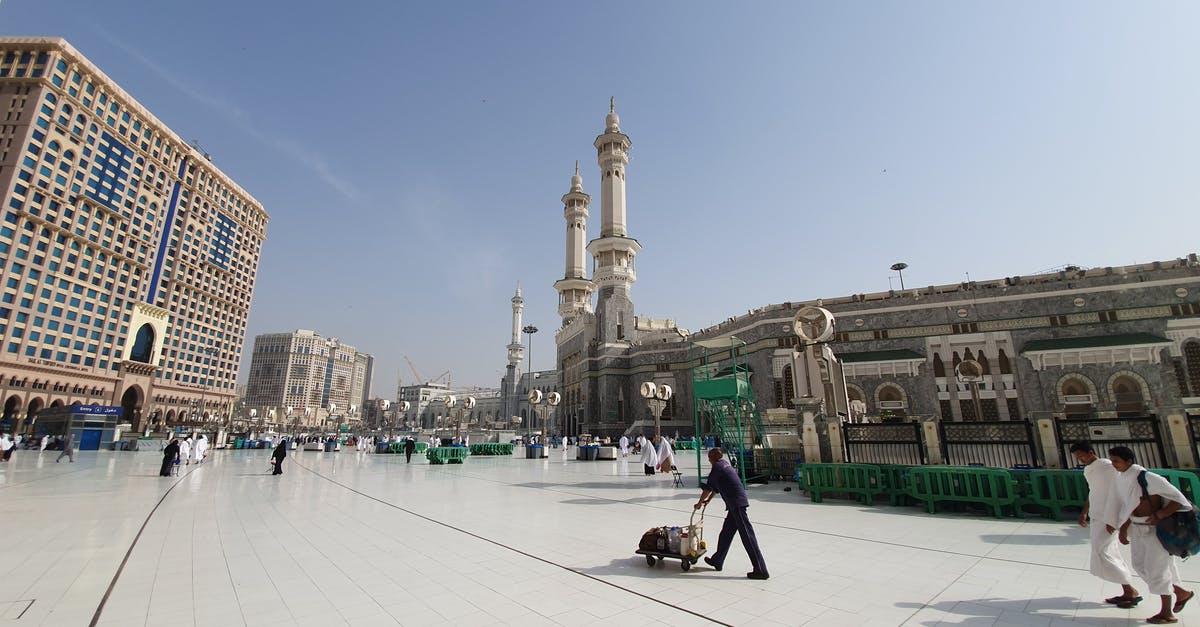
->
[1107, 595, 1142, 605]
[1116, 596, 1144, 609]
[1147, 616, 1178, 624]
[1174, 590, 1194, 614]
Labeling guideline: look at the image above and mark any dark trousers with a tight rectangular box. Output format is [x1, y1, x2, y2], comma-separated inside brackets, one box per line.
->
[405, 450, 413, 463]
[159, 457, 174, 476]
[272, 459, 283, 475]
[710, 506, 768, 575]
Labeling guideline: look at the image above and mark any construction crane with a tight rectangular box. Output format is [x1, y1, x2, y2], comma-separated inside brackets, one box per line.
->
[403, 355, 423, 385]
[402, 356, 451, 387]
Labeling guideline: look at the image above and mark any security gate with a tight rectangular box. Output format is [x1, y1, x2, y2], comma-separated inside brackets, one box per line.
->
[843, 422, 925, 465]
[1054, 417, 1167, 468]
[939, 421, 1038, 468]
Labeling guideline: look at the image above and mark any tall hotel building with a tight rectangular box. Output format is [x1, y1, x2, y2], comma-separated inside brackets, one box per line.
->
[0, 38, 268, 435]
[243, 330, 374, 430]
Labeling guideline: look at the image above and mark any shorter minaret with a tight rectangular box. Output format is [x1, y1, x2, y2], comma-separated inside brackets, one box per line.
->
[507, 283, 525, 372]
[501, 284, 526, 421]
[554, 161, 596, 326]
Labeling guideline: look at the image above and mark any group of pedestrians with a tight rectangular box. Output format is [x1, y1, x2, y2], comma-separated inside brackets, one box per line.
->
[633, 435, 675, 476]
[157, 434, 210, 477]
[1075, 441, 1195, 624]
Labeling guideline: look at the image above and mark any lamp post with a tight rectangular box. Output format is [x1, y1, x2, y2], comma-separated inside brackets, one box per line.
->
[456, 396, 476, 443]
[522, 324, 538, 384]
[956, 360, 985, 421]
[379, 399, 391, 440]
[546, 392, 560, 446]
[890, 262, 908, 291]
[199, 346, 218, 427]
[441, 395, 457, 442]
[638, 382, 673, 440]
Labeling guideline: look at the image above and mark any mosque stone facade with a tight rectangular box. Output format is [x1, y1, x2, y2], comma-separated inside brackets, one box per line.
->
[548, 105, 1200, 443]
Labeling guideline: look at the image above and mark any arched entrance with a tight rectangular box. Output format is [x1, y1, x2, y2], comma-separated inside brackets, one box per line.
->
[24, 397, 44, 435]
[120, 387, 143, 432]
[1, 395, 22, 433]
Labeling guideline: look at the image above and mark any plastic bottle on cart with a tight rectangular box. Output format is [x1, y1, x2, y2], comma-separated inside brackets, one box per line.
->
[679, 528, 690, 557]
[668, 527, 681, 553]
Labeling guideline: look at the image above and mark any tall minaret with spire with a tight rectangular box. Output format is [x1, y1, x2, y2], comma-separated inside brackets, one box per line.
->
[502, 283, 525, 420]
[586, 98, 641, 343]
[554, 161, 595, 326]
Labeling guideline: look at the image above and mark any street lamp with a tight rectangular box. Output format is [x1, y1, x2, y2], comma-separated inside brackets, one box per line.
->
[890, 262, 908, 291]
[956, 360, 985, 421]
[522, 324, 538, 383]
[379, 399, 391, 439]
[199, 346, 218, 426]
[458, 396, 476, 443]
[638, 382, 673, 440]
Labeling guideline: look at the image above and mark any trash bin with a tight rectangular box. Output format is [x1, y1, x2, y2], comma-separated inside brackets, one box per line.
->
[324, 441, 336, 452]
[526, 444, 543, 459]
[376, 442, 391, 454]
[581, 445, 599, 461]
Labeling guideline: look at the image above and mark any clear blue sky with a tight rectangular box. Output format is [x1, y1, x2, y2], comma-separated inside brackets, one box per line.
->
[4, 2, 1198, 392]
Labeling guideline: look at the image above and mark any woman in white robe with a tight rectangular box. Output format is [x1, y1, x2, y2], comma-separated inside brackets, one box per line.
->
[639, 436, 658, 476]
[657, 437, 675, 473]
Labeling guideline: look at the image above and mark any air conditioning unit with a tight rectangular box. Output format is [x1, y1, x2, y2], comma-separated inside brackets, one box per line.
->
[878, 400, 907, 410]
[1063, 394, 1094, 405]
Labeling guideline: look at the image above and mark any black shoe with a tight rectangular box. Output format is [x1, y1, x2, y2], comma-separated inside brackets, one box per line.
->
[704, 557, 721, 571]
[746, 571, 769, 580]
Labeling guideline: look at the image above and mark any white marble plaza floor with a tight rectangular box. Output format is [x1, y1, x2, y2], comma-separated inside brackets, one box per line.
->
[1, 445, 1198, 627]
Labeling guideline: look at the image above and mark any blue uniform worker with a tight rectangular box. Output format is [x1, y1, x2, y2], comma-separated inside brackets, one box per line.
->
[695, 447, 769, 579]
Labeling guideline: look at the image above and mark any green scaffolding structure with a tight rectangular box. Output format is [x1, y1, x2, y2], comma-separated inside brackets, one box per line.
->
[690, 336, 771, 487]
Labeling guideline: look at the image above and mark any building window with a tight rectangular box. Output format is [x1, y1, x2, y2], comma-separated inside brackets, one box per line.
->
[997, 349, 1012, 375]
[932, 353, 945, 378]
[1186, 340, 1200, 398]
[1112, 374, 1145, 417]
[940, 399, 953, 420]
[1006, 398, 1021, 420]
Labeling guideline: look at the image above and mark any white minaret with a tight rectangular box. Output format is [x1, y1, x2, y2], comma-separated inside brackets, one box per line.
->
[587, 98, 641, 342]
[554, 161, 595, 326]
[507, 283, 525, 369]
[502, 283, 525, 421]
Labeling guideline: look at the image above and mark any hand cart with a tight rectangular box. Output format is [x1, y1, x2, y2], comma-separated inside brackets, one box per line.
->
[635, 503, 707, 571]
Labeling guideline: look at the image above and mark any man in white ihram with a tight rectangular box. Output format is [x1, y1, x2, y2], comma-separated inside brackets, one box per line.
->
[1069, 441, 1139, 607]
[1109, 446, 1194, 624]
[619, 435, 629, 458]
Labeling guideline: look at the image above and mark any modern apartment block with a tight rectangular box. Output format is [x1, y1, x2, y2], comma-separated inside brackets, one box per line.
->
[243, 329, 373, 430]
[0, 38, 268, 440]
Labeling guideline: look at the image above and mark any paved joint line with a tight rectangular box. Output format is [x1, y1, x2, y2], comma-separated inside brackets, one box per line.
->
[295, 459, 732, 627]
[88, 464, 201, 627]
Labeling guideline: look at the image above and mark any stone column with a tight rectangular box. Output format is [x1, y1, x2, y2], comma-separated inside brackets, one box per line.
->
[1165, 413, 1196, 469]
[1036, 417, 1062, 469]
[825, 417, 845, 463]
[921, 417, 943, 464]
[798, 399, 823, 463]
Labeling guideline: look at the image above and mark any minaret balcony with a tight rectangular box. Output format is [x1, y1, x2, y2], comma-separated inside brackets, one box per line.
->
[554, 277, 595, 293]
[593, 265, 637, 284]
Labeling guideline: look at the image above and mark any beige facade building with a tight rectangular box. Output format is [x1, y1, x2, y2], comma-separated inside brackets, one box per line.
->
[243, 330, 373, 430]
[0, 38, 268, 441]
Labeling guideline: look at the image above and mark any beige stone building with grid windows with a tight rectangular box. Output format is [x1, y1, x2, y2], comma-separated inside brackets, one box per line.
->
[243, 330, 373, 431]
[0, 38, 269, 443]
